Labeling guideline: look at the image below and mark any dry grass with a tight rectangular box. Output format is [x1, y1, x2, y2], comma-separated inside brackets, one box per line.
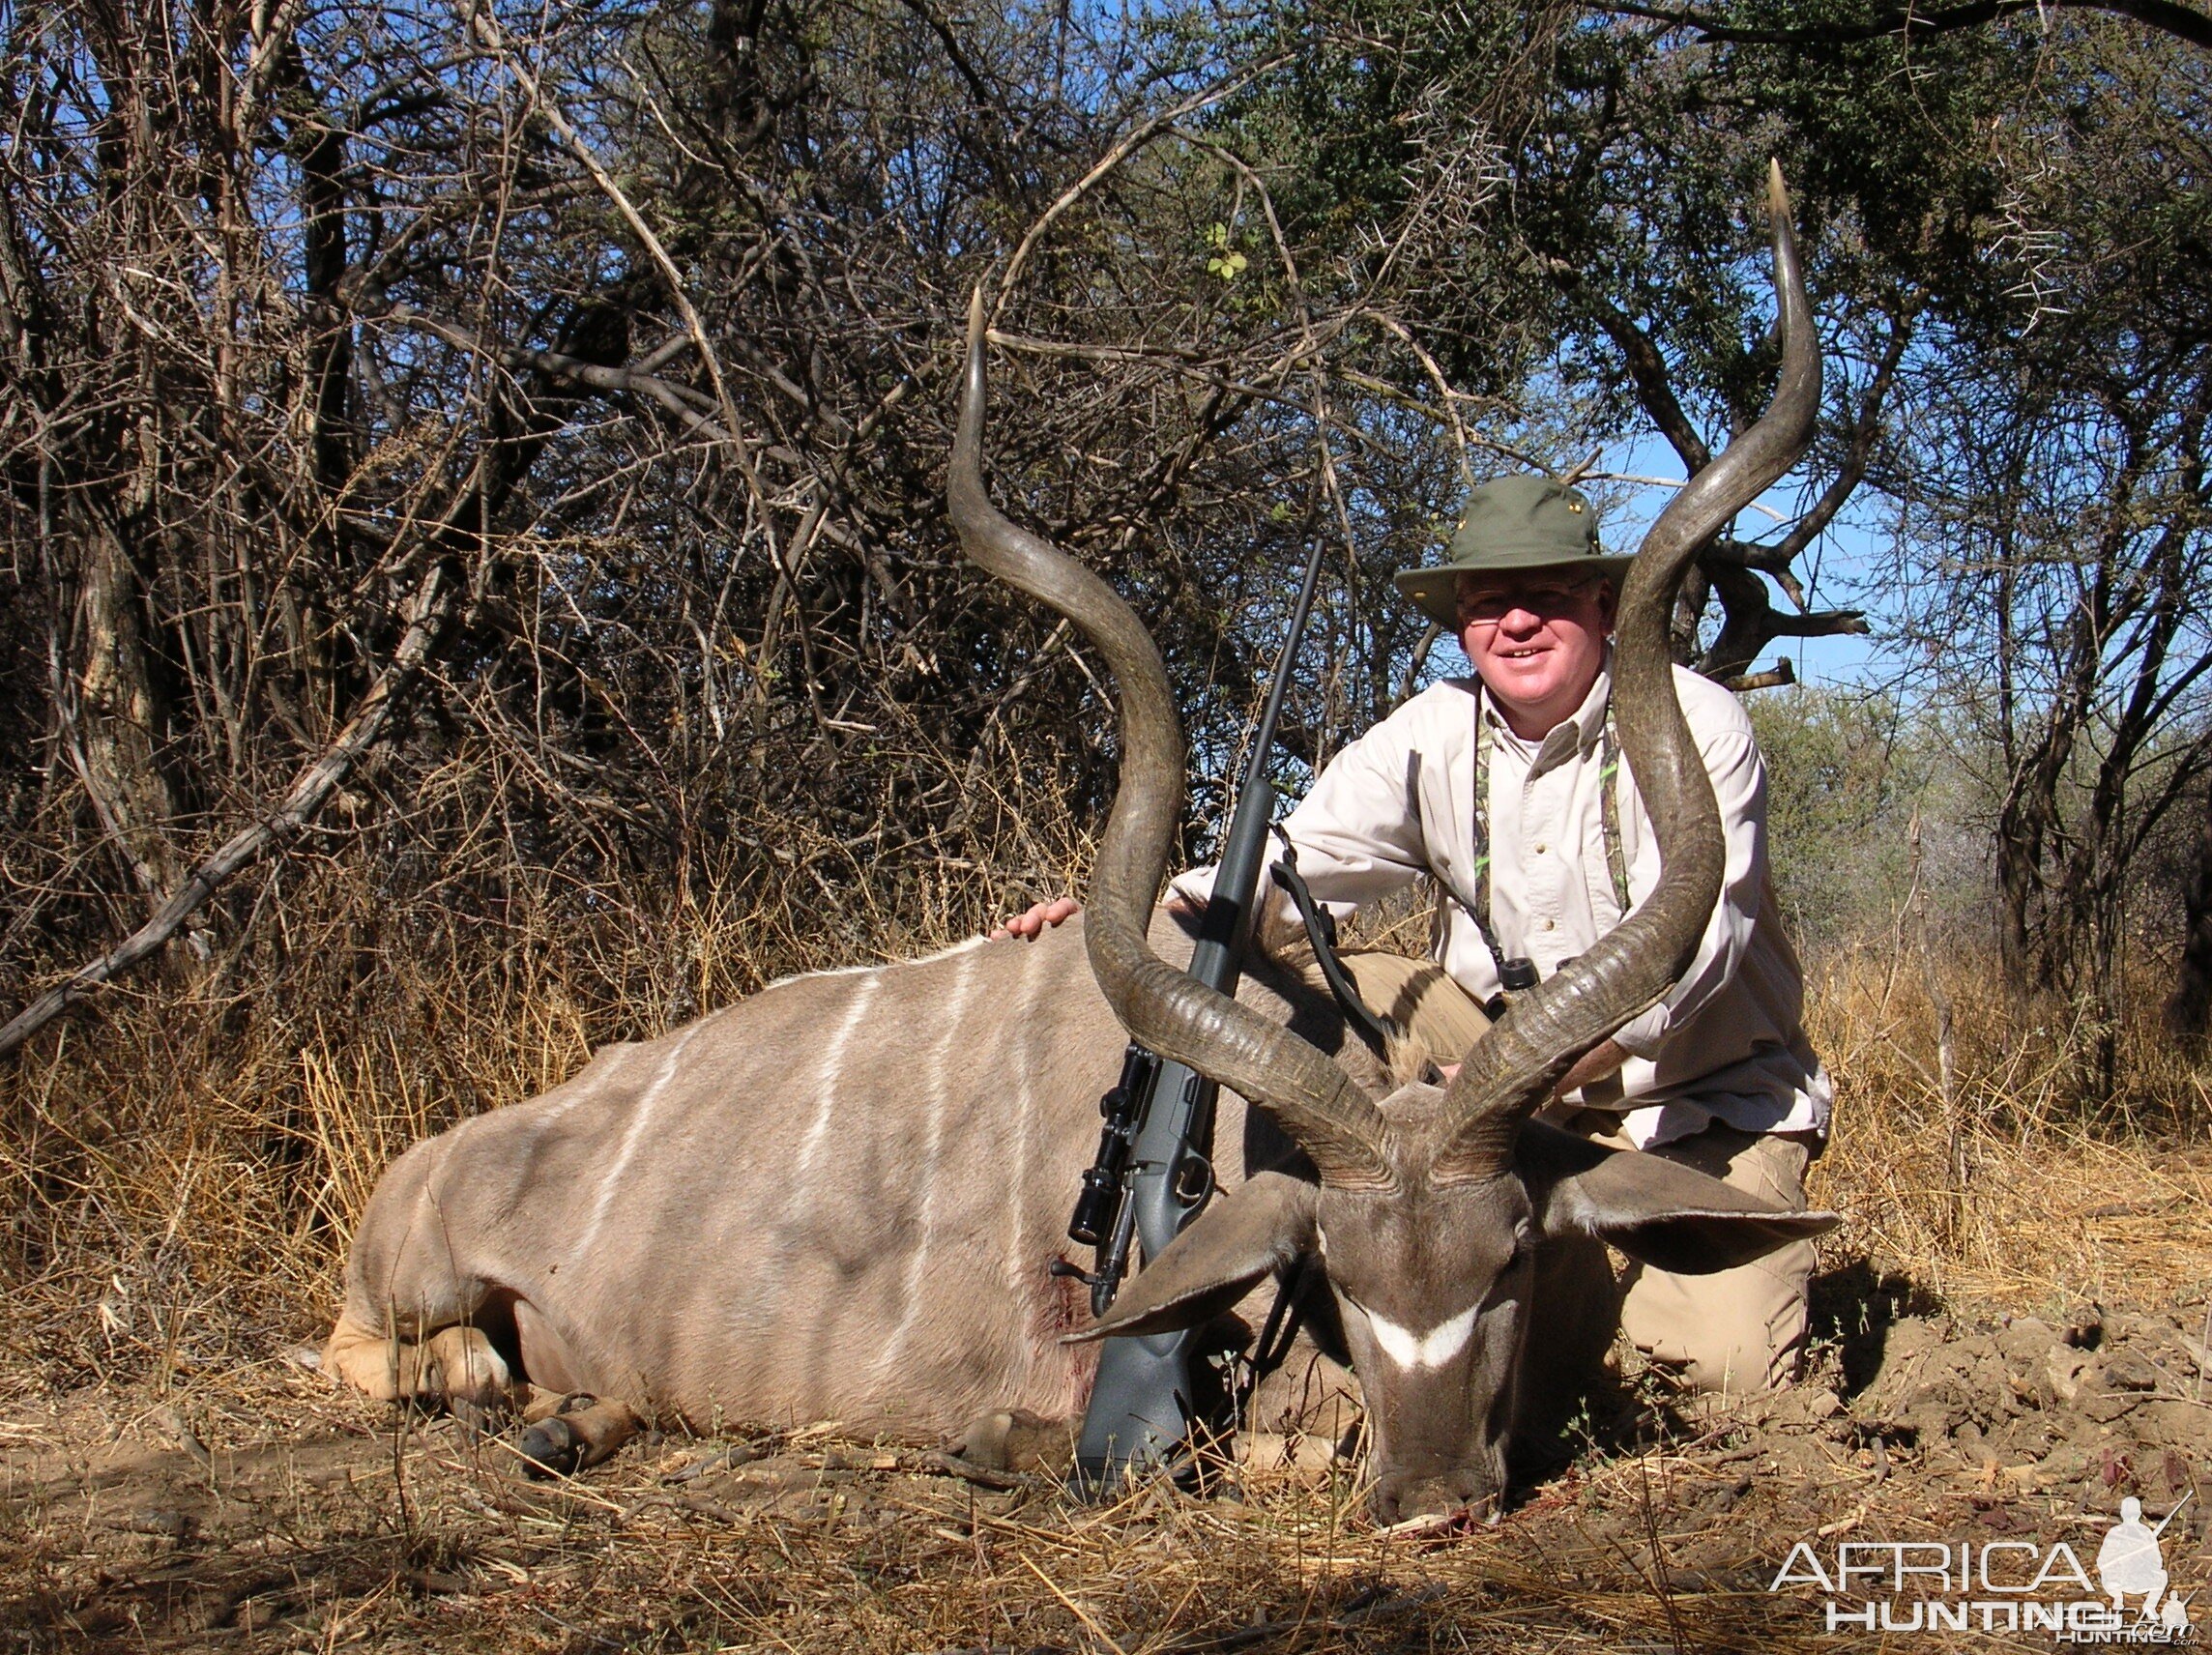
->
[0, 1350, 2093, 1654]
[0, 900, 2206, 1652]
[1806, 943, 2212, 1318]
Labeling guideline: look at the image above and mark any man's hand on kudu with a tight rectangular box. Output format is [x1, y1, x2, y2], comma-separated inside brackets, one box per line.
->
[990, 897, 1079, 941]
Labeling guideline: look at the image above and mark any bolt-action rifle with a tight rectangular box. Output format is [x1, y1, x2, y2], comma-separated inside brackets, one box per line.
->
[1058, 531, 1335, 1493]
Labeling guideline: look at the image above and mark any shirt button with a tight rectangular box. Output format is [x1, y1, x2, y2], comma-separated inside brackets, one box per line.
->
[1534, 842, 1546, 854]
[1543, 919, 1556, 932]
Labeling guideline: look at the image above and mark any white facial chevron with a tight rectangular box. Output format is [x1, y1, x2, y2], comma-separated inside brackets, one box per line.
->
[1364, 1303, 1482, 1371]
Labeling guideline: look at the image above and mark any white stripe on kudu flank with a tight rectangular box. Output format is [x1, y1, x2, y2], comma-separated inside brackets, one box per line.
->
[794, 973, 881, 1187]
[573, 1023, 704, 1260]
[1001, 950, 1048, 1294]
[873, 944, 980, 1377]
[1365, 1303, 1481, 1372]
[734, 974, 884, 1346]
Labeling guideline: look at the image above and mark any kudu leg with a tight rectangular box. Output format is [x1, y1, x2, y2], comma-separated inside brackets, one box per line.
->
[947, 1408, 1078, 1475]
[321, 1313, 525, 1413]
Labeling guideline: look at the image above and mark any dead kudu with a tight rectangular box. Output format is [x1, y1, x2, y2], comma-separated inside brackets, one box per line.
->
[326, 166, 1838, 1523]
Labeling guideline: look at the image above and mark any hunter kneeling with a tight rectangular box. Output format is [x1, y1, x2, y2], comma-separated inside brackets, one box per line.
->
[999, 474, 1830, 1399]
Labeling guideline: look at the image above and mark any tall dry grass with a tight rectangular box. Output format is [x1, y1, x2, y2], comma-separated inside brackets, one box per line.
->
[1807, 940, 2212, 1317]
[2, 866, 2205, 1403]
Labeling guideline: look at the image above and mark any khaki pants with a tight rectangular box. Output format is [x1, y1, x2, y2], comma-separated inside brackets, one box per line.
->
[1313, 949, 1817, 1395]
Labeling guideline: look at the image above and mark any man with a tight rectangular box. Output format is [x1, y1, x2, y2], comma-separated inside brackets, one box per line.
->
[999, 474, 1831, 1396]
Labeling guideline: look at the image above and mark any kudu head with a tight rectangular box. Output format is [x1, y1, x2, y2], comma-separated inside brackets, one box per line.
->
[948, 163, 1839, 1524]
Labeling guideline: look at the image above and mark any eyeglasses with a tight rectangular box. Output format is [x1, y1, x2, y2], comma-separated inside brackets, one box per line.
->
[1454, 577, 1605, 626]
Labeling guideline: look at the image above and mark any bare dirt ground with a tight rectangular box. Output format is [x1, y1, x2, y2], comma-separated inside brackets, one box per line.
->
[3, 1145, 2207, 1653]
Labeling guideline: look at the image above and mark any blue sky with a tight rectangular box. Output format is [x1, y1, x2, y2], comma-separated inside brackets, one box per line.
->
[1587, 430, 1893, 691]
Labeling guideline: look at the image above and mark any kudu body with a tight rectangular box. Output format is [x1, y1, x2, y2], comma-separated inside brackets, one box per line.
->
[324, 915, 1384, 1440]
[329, 165, 1837, 1522]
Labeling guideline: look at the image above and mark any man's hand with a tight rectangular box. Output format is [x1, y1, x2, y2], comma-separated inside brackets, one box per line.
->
[991, 896, 1079, 941]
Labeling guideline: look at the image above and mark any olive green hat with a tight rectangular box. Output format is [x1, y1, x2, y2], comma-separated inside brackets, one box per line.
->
[1392, 475, 1636, 628]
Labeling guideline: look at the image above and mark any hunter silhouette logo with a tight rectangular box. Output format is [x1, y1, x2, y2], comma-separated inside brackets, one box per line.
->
[2099, 1497, 2195, 1633]
[1769, 1492, 2198, 1640]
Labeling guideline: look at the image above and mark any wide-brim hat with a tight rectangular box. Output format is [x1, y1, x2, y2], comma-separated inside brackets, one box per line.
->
[1392, 475, 1636, 628]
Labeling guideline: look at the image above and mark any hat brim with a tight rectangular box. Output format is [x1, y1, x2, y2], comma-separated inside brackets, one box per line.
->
[1392, 552, 1639, 629]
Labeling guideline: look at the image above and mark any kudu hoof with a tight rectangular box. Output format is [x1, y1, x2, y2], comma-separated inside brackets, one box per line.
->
[948, 1408, 1075, 1475]
[516, 1395, 642, 1478]
[518, 1414, 586, 1478]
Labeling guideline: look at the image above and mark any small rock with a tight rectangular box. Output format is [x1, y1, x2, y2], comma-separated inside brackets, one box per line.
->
[2140, 1401, 2212, 1448]
[1705, 1473, 1753, 1513]
[117, 1506, 192, 1539]
[1882, 1319, 1944, 1371]
[2081, 1386, 2145, 1426]
[2036, 1443, 2093, 1486]
[1764, 1386, 1842, 1429]
[1996, 1318, 2057, 1366]
[2095, 1350, 2161, 1393]
[2045, 1346, 2091, 1407]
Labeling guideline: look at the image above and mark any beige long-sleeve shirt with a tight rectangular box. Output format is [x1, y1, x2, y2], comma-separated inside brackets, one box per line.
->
[1172, 661, 1831, 1148]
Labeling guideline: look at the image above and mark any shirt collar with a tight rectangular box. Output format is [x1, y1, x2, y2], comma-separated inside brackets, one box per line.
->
[1477, 648, 1614, 769]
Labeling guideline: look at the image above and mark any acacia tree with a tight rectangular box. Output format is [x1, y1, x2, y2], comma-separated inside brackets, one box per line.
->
[1632, 6, 2212, 1065]
[1870, 20, 2212, 1057]
[1204, 3, 1890, 694]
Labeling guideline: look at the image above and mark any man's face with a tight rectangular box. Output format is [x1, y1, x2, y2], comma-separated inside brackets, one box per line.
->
[1455, 570, 1615, 738]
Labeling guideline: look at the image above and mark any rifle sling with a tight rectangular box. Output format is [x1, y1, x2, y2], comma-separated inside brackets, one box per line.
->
[1268, 831, 1397, 1061]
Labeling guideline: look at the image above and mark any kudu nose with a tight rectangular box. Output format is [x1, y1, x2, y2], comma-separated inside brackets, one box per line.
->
[1369, 1466, 1502, 1529]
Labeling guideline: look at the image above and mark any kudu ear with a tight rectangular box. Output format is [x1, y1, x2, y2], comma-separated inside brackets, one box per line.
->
[1516, 1119, 1840, 1276]
[1063, 1172, 1318, 1344]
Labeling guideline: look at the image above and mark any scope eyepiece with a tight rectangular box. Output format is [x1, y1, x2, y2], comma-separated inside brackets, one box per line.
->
[1068, 1168, 1121, 1247]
